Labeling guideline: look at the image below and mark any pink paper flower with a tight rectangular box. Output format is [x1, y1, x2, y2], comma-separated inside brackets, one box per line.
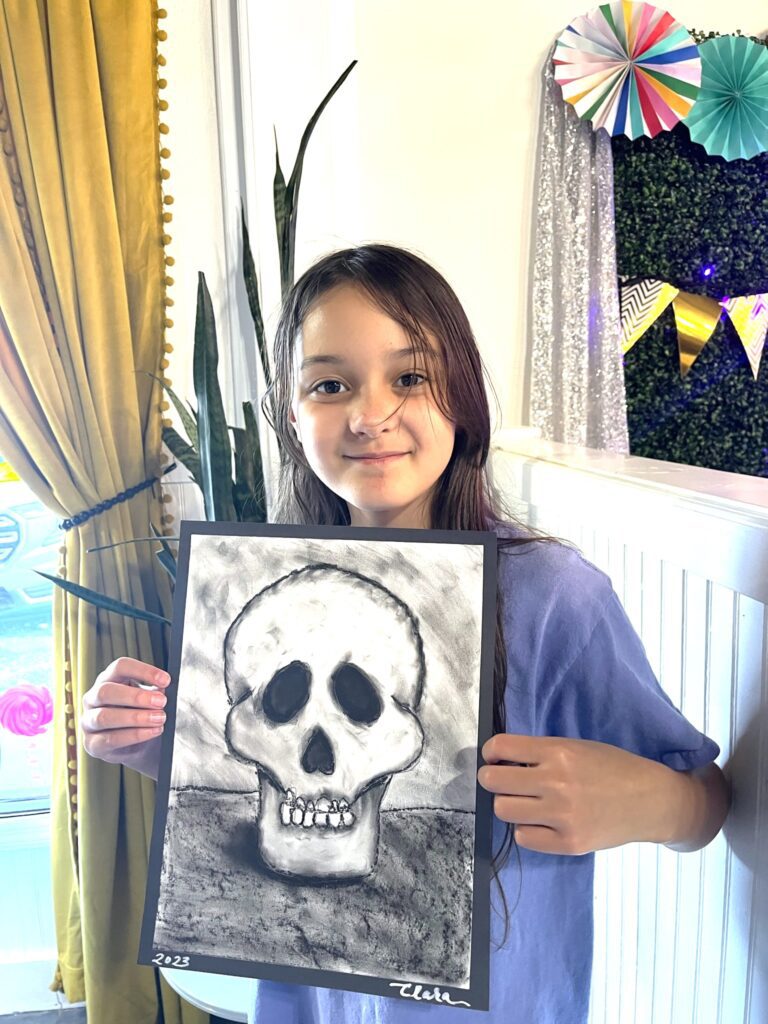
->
[0, 684, 53, 736]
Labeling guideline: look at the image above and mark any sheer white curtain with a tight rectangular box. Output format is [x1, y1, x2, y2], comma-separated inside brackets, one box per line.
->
[527, 49, 629, 453]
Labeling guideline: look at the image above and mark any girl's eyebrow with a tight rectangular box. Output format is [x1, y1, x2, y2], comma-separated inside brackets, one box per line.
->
[299, 354, 345, 370]
[300, 346, 419, 370]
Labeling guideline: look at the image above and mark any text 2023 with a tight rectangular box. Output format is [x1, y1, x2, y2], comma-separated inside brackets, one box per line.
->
[152, 953, 190, 968]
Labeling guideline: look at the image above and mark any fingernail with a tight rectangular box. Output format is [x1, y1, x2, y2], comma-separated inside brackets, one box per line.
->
[149, 712, 166, 724]
[155, 671, 171, 686]
[150, 693, 167, 708]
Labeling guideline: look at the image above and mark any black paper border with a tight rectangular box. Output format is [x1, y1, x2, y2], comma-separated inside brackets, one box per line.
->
[139, 521, 496, 1012]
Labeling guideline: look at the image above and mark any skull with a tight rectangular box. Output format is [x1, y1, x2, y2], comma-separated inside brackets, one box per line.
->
[224, 563, 425, 882]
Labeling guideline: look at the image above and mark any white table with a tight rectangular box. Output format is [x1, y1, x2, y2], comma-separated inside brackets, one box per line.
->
[161, 967, 255, 1022]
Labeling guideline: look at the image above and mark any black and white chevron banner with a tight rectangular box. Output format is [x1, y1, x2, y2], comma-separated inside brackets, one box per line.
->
[619, 279, 678, 353]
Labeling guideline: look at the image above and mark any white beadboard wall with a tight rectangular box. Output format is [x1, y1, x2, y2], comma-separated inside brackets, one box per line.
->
[491, 434, 768, 1024]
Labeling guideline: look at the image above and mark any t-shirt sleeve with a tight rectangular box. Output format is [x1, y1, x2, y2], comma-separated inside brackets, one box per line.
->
[539, 587, 719, 769]
[502, 541, 720, 770]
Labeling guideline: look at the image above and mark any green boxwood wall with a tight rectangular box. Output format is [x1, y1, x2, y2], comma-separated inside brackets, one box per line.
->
[612, 35, 768, 477]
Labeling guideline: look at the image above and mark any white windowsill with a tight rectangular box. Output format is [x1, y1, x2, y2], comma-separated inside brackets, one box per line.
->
[492, 431, 768, 513]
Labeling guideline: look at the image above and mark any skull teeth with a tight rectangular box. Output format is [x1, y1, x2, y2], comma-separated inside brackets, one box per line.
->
[285, 789, 351, 811]
[279, 791, 356, 830]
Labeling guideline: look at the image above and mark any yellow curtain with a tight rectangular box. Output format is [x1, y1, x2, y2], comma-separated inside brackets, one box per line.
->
[0, 3, 206, 1023]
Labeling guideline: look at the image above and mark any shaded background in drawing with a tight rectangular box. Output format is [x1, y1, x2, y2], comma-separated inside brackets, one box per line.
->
[153, 534, 485, 988]
[171, 535, 484, 809]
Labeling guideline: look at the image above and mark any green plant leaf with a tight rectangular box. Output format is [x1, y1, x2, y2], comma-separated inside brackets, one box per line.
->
[150, 523, 177, 581]
[286, 59, 357, 200]
[193, 272, 237, 521]
[243, 399, 264, 470]
[277, 59, 357, 294]
[231, 400, 267, 522]
[149, 522, 177, 558]
[241, 205, 271, 389]
[273, 131, 291, 300]
[231, 427, 252, 488]
[162, 426, 202, 487]
[86, 527, 178, 581]
[147, 373, 198, 450]
[155, 546, 177, 582]
[87, 534, 180, 553]
[38, 571, 171, 626]
[231, 427, 251, 522]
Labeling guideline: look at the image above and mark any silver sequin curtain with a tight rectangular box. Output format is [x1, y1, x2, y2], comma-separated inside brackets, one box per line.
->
[528, 49, 629, 453]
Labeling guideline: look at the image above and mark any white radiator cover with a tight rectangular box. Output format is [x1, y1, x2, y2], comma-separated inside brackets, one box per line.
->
[491, 436, 768, 1024]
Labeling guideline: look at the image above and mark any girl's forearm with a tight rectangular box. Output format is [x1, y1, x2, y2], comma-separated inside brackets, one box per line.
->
[660, 761, 730, 852]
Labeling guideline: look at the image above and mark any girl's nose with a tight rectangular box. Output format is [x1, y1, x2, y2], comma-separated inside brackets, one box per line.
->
[348, 388, 397, 437]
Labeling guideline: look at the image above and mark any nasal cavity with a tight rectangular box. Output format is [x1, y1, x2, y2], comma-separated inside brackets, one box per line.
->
[301, 727, 335, 775]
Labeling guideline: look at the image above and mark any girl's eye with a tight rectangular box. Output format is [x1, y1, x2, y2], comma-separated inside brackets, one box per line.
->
[311, 379, 348, 396]
[397, 372, 427, 388]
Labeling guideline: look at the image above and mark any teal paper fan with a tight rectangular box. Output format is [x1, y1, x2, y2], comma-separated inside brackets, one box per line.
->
[684, 35, 768, 161]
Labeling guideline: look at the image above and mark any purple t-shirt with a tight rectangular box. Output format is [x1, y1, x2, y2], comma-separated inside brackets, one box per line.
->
[248, 538, 720, 1024]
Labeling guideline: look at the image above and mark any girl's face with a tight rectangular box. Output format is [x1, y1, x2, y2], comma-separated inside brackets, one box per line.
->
[290, 284, 456, 529]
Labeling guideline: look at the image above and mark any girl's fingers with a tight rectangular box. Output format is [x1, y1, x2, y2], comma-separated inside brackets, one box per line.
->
[513, 825, 570, 855]
[81, 705, 166, 734]
[85, 679, 167, 711]
[492, 795, 548, 826]
[81, 661, 167, 778]
[477, 764, 540, 796]
[84, 725, 163, 759]
[495, 799, 591, 855]
[94, 657, 170, 690]
[481, 733, 546, 766]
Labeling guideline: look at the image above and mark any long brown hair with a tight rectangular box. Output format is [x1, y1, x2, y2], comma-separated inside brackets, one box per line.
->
[264, 243, 546, 939]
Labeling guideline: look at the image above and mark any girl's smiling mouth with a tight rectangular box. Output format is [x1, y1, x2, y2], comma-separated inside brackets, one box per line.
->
[344, 451, 410, 463]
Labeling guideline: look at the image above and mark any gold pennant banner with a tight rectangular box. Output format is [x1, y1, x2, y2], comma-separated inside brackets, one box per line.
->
[620, 280, 768, 381]
[672, 293, 722, 377]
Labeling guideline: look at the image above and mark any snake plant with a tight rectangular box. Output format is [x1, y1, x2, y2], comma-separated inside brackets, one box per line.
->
[44, 60, 357, 623]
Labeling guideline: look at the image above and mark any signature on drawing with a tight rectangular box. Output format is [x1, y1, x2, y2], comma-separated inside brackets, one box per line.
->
[389, 982, 471, 1007]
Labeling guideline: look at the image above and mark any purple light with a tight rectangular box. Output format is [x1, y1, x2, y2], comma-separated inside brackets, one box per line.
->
[701, 264, 716, 279]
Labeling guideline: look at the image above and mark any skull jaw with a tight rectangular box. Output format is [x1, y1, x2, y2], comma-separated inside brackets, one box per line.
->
[257, 772, 388, 882]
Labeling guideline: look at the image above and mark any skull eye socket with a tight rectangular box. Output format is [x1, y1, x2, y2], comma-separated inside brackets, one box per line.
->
[262, 661, 311, 723]
[331, 663, 383, 725]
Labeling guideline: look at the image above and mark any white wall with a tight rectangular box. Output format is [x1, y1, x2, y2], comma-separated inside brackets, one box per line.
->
[159, 0, 264, 434]
[163, 0, 768, 430]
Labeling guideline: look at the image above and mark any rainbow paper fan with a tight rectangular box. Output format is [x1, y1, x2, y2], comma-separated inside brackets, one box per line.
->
[683, 35, 768, 161]
[553, 2, 701, 139]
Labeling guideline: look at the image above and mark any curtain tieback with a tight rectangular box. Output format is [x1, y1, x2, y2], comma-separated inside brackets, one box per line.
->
[59, 463, 177, 531]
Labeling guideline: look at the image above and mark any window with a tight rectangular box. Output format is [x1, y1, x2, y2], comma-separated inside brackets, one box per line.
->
[0, 459, 58, 816]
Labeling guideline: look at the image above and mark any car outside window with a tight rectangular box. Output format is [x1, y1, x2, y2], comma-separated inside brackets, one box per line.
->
[0, 459, 58, 816]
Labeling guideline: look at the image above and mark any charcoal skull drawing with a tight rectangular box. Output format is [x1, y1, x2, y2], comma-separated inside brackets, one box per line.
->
[224, 563, 426, 882]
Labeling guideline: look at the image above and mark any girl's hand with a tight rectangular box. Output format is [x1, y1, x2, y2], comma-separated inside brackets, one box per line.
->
[81, 657, 170, 780]
[477, 733, 726, 856]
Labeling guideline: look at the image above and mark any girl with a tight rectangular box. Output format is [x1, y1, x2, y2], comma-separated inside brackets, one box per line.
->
[82, 244, 729, 1024]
